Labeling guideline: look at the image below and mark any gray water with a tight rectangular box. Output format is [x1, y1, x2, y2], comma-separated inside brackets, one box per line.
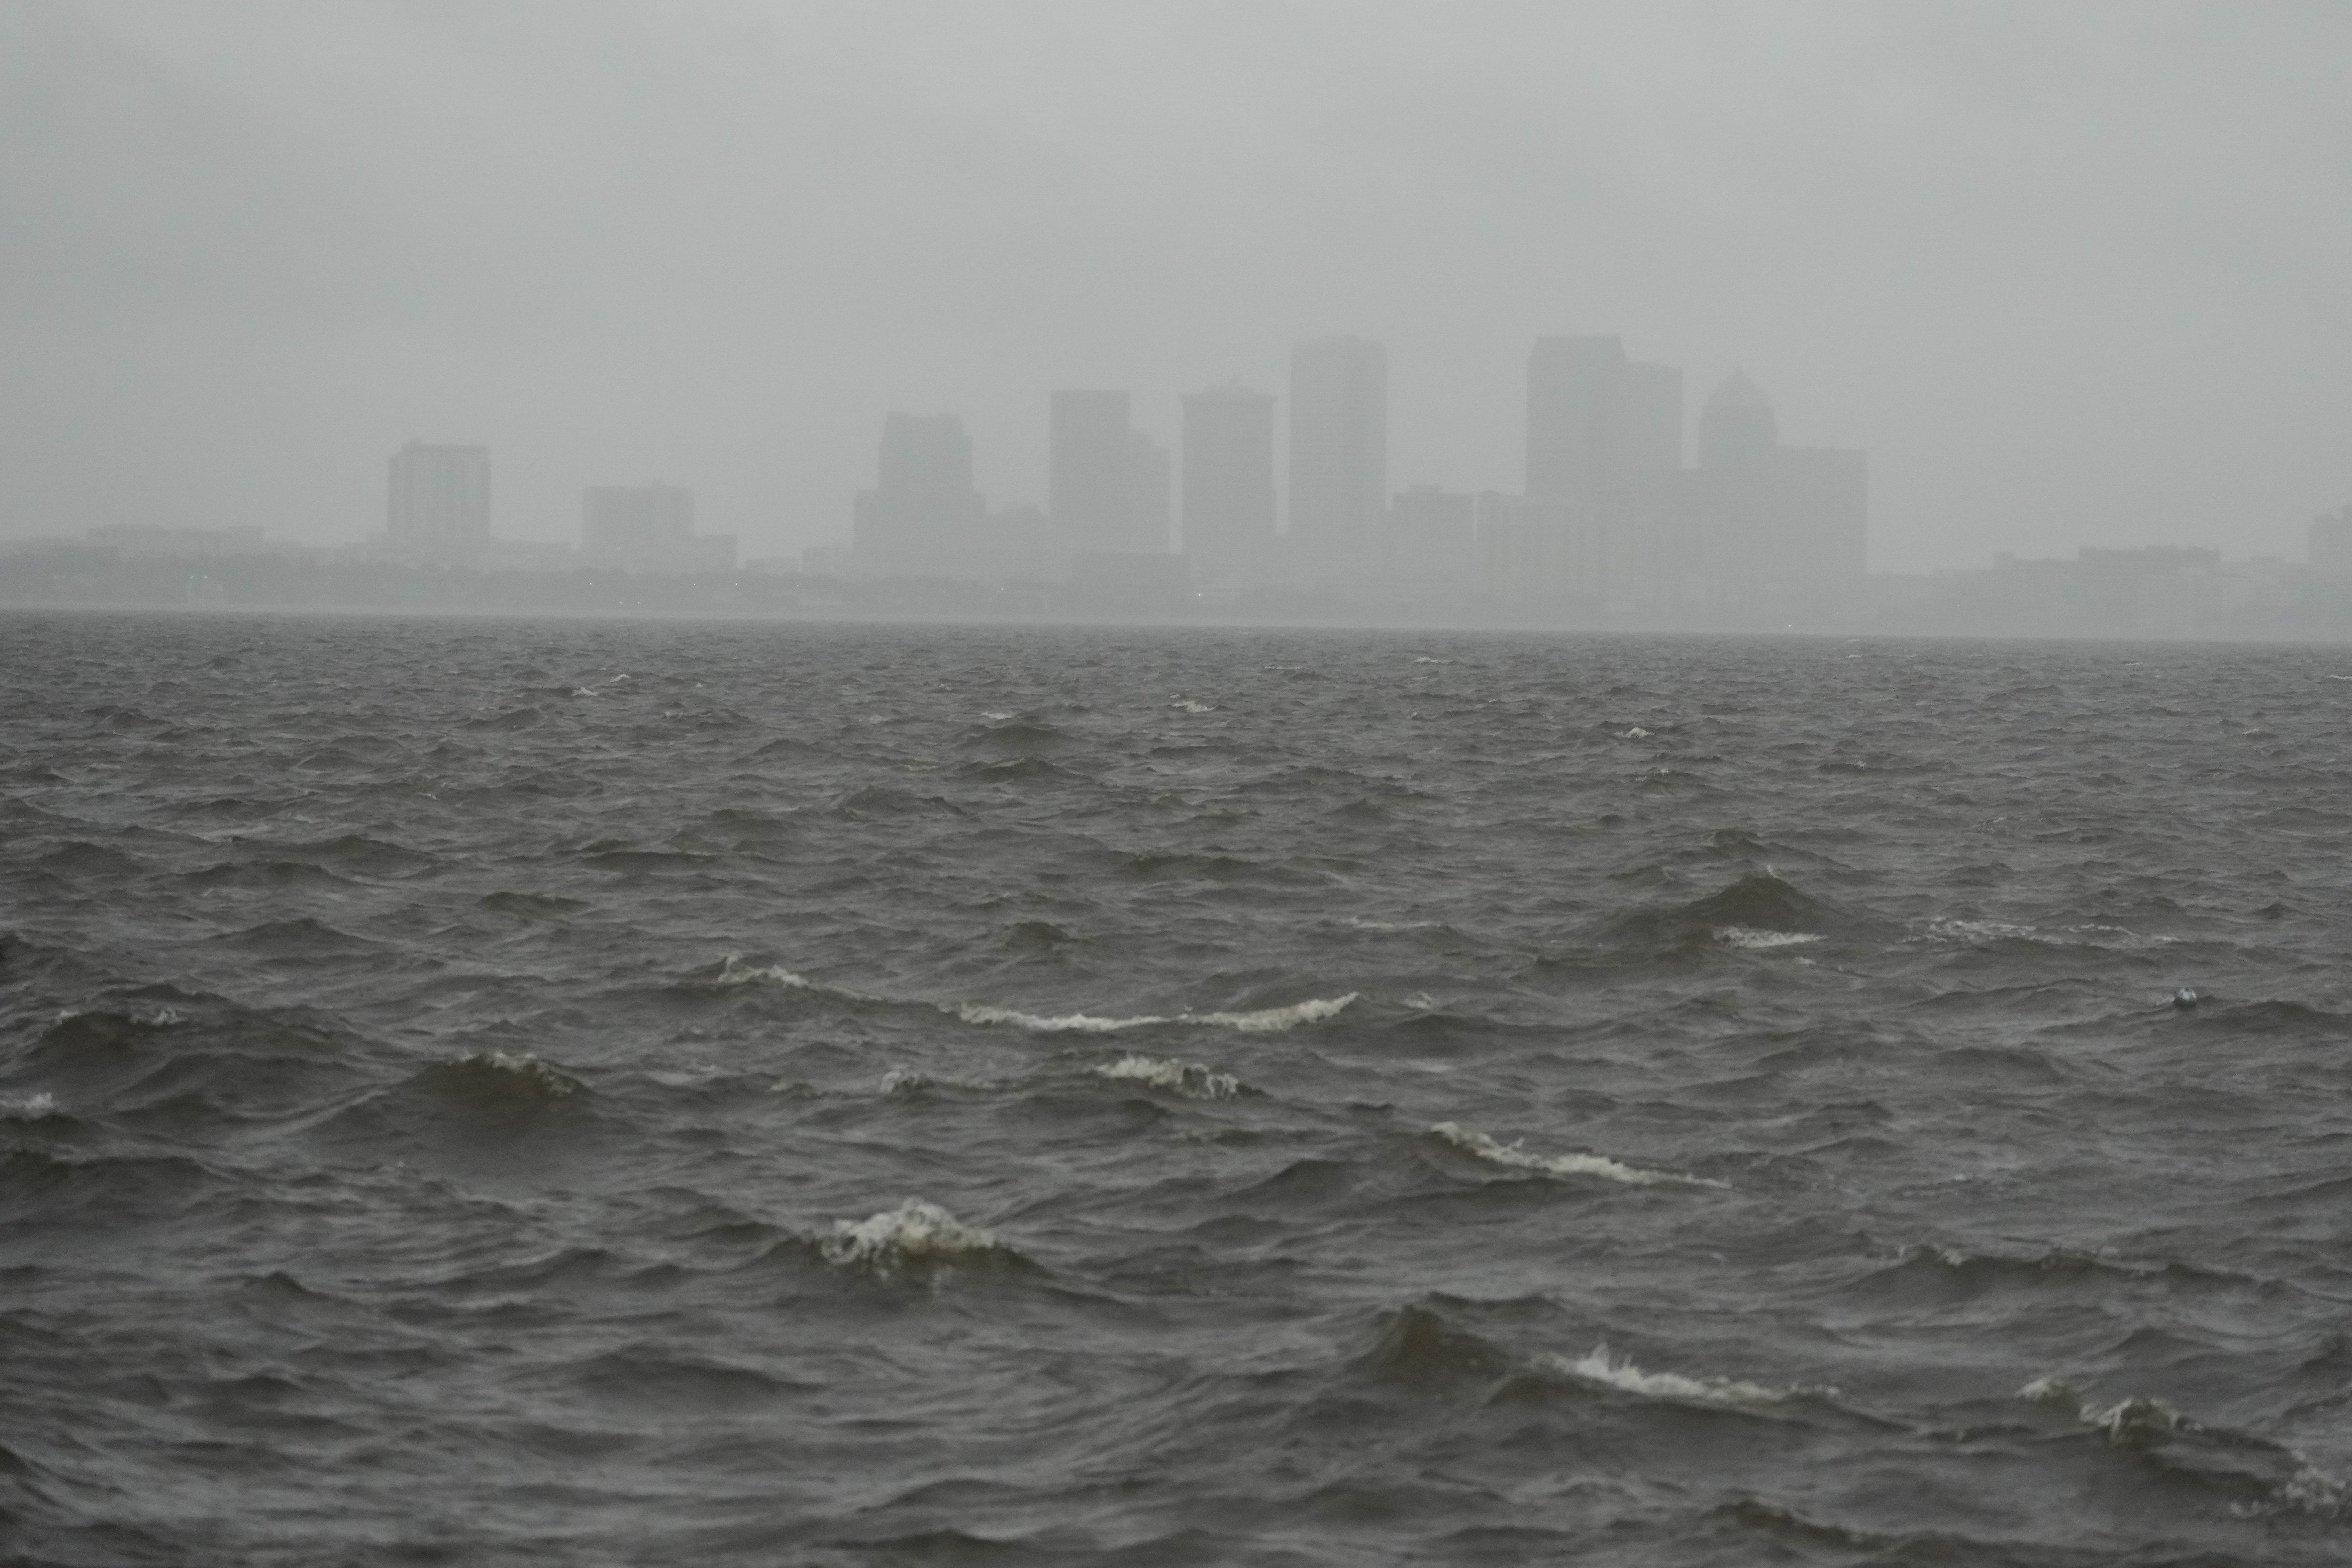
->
[6, 611, 2352, 1565]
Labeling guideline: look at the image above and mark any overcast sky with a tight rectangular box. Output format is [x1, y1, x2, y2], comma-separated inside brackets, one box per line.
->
[2, 0, 2346, 571]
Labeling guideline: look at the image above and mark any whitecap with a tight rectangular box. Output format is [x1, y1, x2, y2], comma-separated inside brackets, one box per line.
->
[1714, 927, 1821, 951]
[1091, 1053, 1240, 1099]
[1432, 1121, 1724, 1189]
[478, 1051, 579, 1098]
[713, 954, 880, 1002]
[1554, 1344, 1792, 1407]
[0, 1092, 58, 1118]
[952, 993, 1357, 1035]
[879, 1068, 930, 1095]
[1411, 655, 1453, 665]
[1923, 918, 2038, 944]
[1169, 697, 1215, 714]
[820, 1198, 999, 1269]
[2018, 1376, 2181, 1445]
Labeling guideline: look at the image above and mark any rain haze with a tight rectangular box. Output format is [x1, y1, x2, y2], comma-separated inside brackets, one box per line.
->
[22, 8, 2352, 1564]
[3, 0, 2347, 574]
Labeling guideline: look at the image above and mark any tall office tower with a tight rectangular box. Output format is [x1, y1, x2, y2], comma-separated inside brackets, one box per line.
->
[1287, 336, 1387, 568]
[2312, 506, 2352, 576]
[582, 483, 694, 553]
[1050, 390, 1137, 550]
[1697, 373, 1778, 469]
[1181, 383, 1276, 580]
[388, 441, 491, 551]
[1694, 374, 1866, 584]
[1129, 432, 1173, 552]
[852, 412, 986, 575]
[1525, 337, 1683, 501]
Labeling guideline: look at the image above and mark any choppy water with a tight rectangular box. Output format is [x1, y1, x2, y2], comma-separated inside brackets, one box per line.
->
[7, 611, 2352, 1565]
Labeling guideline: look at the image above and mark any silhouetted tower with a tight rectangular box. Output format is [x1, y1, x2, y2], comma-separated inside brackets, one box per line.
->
[1287, 336, 1386, 568]
[388, 441, 491, 550]
[1525, 336, 1681, 502]
[1698, 372, 1778, 469]
[1182, 383, 1276, 580]
[852, 412, 985, 573]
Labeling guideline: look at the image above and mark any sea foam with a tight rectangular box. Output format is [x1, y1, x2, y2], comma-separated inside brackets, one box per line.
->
[1555, 1344, 1793, 1407]
[953, 993, 1356, 1035]
[820, 1199, 1000, 1269]
[1092, 1054, 1241, 1099]
[1433, 1121, 1725, 1189]
[1714, 927, 1822, 951]
[713, 954, 881, 1002]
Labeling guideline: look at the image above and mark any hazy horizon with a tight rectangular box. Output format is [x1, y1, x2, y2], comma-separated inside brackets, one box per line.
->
[4, 1, 2347, 572]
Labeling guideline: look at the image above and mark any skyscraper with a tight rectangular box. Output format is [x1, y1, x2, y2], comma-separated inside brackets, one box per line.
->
[1287, 336, 1386, 570]
[1182, 384, 1276, 581]
[852, 412, 986, 576]
[1695, 374, 1866, 584]
[388, 441, 491, 552]
[1525, 337, 1682, 502]
[1697, 373, 1777, 470]
[1050, 390, 1137, 551]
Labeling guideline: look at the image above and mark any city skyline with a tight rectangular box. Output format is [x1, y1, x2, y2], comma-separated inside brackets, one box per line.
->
[2, 6, 2343, 574]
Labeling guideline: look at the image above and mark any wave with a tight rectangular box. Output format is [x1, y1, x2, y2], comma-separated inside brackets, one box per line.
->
[1714, 927, 1822, 951]
[1554, 1344, 1797, 1408]
[1091, 1054, 1241, 1099]
[2019, 1376, 2180, 1446]
[820, 1199, 1003, 1271]
[954, 993, 1356, 1035]
[1432, 1121, 1724, 1189]
[1608, 871, 1849, 948]
[713, 956, 1351, 1034]
[712, 955, 884, 1003]
[410, 1051, 583, 1110]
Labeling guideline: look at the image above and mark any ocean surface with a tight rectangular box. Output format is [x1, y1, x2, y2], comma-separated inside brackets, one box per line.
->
[6, 611, 2352, 1566]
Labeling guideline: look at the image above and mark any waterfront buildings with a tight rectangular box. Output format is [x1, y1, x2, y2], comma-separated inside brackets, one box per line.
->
[581, 483, 736, 574]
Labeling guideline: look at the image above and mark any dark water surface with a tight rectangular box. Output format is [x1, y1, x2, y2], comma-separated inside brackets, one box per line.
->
[7, 611, 2352, 1565]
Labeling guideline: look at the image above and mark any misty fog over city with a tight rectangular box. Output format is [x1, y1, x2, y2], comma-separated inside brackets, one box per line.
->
[9, 7, 2352, 1567]
[2, 1, 2348, 632]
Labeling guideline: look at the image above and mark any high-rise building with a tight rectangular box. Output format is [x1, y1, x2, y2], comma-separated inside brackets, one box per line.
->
[1050, 390, 1138, 550]
[388, 441, 491, 552]
[852, 412, 986, 576]
[2310, 507, 2352, 576]
[1288, 336, 1387, 570]
[1525, 337, 1682, 502]
[1694, 374, 1865, 585]
[1697, 373, 1777, 470]
[1182, 384, 1276, 581]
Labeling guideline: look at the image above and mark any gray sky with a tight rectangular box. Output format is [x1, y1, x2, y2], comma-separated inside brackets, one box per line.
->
[3, 0, 2346, 571]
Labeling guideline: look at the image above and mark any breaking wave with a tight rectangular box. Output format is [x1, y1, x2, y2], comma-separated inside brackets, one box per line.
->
[954, 993, 1357, 1035]
[1715, 927, 1823, 951]
[1091, 1054, 1241, 1099]
[820, 1199, 1003, 1271]
[1432, 1121, 1724, 1189]
[1554, 1344, 1796, 1408]
[712, 955, 883, 1003]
